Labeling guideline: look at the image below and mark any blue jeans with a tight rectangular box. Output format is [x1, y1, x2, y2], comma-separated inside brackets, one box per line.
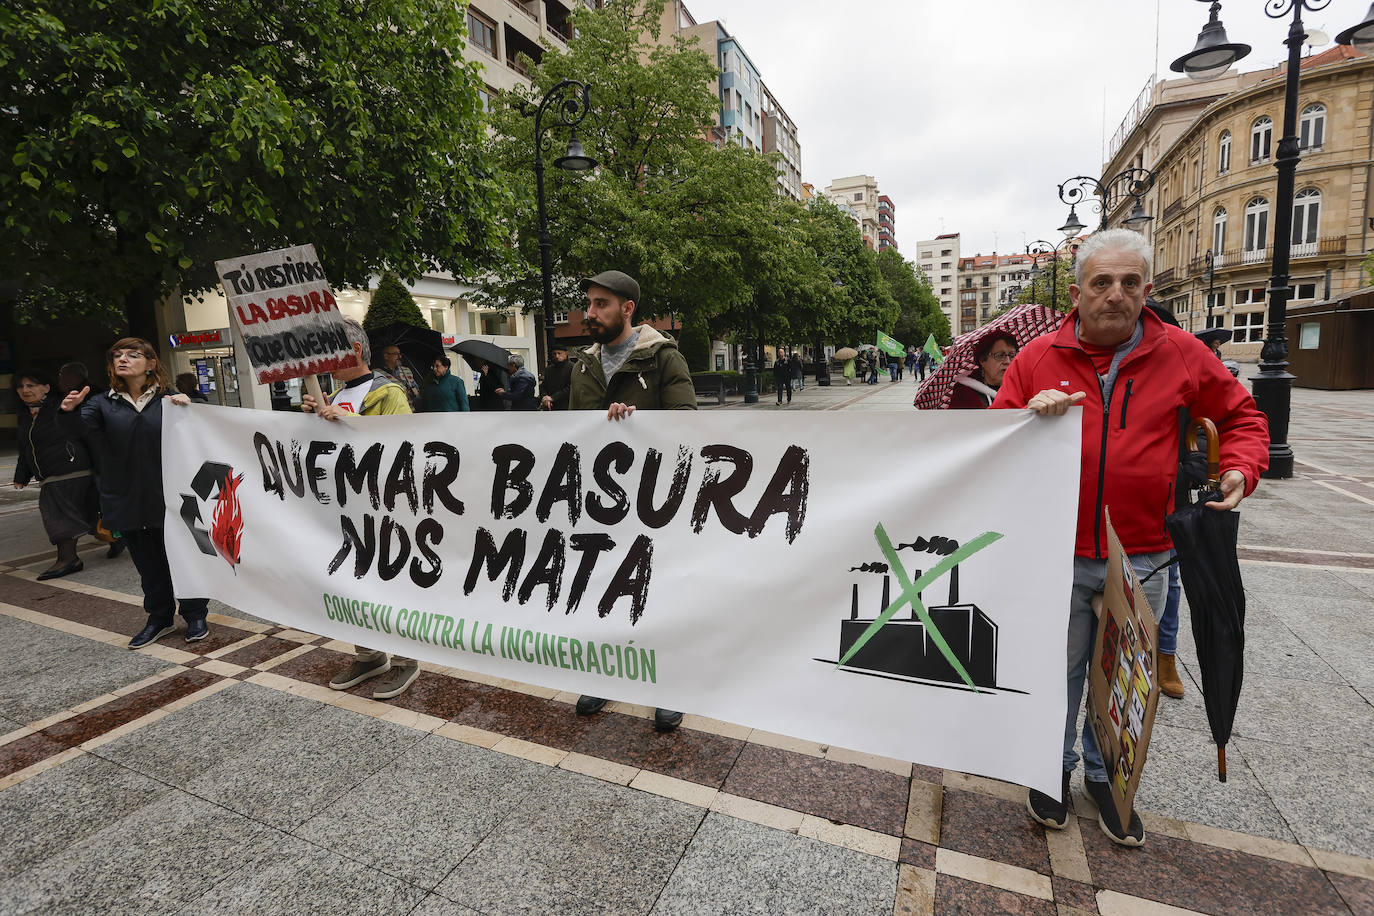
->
[1159, 550, 1180, 655]
[1065, 551, 1170, 780]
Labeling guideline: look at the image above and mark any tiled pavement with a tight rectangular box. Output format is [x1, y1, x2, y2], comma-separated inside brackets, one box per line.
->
[1, 375, 1372, 915]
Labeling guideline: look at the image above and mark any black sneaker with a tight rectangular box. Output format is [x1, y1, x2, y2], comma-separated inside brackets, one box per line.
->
[1026, 770, 1071, 830]
[575, 695, 608, 716]
[185, 619, 210, 642]
[1084, 777, 1145, 847]
[129, 623, 175, 650]
[653, 708, 683, 732]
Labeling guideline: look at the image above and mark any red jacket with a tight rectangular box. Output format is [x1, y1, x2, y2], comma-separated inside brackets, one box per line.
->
[993, 308, 1269, 558]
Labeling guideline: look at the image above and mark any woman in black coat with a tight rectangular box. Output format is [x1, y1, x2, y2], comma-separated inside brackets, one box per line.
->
[60, 338, 210, 649]
[12, 369, 97, 579]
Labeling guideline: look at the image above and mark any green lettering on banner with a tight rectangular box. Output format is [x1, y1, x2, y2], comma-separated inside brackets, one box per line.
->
[639, 647, 656, 684]
[557, 636, 570, 670]
[585, 641, 603, 674]
[568, 638, 585, 671]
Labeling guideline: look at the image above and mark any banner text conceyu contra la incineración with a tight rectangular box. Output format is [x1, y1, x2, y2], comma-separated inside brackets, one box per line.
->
[255, 435, 810, 624]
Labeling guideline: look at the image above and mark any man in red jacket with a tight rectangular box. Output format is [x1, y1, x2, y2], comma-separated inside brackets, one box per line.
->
[993, 229, 1268, 847]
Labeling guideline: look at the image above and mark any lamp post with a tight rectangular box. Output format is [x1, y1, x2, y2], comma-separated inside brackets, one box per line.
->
[1026, 237, 1079, 312]
[1058, 168, 1157, 234]
[1171, 0, 1374, 479]
[1205, 248, 1217, 329]
[533, 79, 596, 369]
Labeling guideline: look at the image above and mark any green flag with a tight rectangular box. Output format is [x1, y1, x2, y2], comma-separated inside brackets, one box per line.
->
[876, 331, 905, 358]
[923, 333, 944, 366]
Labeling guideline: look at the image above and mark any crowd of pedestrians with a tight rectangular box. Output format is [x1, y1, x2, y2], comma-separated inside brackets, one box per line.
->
[11, 230, 1267, 849]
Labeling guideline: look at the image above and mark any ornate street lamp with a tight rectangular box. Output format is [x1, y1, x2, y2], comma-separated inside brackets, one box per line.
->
[533, 79, 596, 367]
[1058, 168, 1157, 233]
[1027, 238, 1079, 312]
[1171, 0, 1368, 479]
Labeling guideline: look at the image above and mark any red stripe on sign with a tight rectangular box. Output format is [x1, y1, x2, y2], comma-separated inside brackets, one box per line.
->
[254, 354, 359, 384]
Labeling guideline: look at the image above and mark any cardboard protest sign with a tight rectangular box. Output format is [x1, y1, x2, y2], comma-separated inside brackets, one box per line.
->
[215, 244, 357, 385]
[162, 406, 1083, 796]
[1089, 509, 1161, 829]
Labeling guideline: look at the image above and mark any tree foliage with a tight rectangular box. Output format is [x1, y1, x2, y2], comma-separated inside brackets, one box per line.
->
[878, 248, 949, 349]
[1015, 255, 1076, 313]
[2, 0, 509, 335]
[363, 273, 426, 331]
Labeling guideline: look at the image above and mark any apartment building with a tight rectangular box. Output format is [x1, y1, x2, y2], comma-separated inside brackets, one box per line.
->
[878, 195, 897, 251]
[824, 175, 883, 249]
[953, 252, 1038, 335]
[916, 233, 961, 329]
[762, 84, 803, 200]
[462, 0, 579, 100]
[1107, 46, 1374, 355]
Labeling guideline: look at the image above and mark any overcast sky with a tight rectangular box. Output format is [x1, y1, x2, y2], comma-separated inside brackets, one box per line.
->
[684, 0, 1356, 257]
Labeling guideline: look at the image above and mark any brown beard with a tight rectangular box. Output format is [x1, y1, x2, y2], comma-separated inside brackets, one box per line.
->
[587, 312, 626, 344]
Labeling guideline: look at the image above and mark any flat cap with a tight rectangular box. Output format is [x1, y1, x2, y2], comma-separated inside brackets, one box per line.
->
[579, 270, 640, 303]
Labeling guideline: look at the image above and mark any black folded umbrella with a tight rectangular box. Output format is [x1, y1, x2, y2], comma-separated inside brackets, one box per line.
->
[1165, 418, 1245, 781]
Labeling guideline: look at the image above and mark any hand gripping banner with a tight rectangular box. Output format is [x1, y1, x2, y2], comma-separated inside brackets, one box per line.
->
[163, 407, 1081, 795]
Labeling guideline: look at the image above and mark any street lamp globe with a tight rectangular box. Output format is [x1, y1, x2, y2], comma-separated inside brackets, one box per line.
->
[1123, 201, 1153, 230]
[1058, 206, 1086, 238]
[1336, 3, 1374, 56]
[553, 130, 597, 171]
[1170, 1, 1251, 81]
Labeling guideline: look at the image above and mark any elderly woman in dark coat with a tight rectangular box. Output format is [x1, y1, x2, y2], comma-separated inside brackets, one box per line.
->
[949, 332, 1018, 409]
[60, 338, 210, 649]
[12, 368, 97, 580]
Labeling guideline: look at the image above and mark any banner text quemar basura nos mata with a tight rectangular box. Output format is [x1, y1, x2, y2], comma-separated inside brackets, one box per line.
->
[253, 433, 812, 624]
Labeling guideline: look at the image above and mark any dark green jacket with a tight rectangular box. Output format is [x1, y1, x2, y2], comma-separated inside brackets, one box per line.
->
[569, 325, 697, 411]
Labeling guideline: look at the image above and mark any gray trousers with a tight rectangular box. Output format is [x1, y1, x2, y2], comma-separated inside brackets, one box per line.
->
[1064, 551, 1170, 780]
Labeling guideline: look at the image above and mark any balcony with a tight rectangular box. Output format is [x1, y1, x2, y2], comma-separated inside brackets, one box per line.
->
[546, 22, 570, 44]
[1184, 236, 1347, 275]
[1155, 266, 1176, 285]
[1162, 198, 1184, 222]
[506, 0, 537, 21]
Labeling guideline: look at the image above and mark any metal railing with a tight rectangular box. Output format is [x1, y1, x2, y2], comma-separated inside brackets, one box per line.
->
[1162, 198, 1184, 222]
[546, 23, 570, 43]
[1180, 236, 1347, 277]
[506, 0, 537, 21]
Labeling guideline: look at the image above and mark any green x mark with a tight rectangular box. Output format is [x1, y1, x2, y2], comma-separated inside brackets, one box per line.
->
[836, 525, 1004, 692]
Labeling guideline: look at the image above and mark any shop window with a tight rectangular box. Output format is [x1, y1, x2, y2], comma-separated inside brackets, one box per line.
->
[1232, 310, 1266, 343]
[1299, 322, 1320, 349]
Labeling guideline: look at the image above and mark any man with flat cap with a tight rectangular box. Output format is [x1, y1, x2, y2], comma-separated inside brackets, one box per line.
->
[568, 269, 696, 731]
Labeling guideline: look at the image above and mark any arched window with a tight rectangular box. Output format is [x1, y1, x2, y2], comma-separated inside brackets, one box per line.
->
[1251, 116, 1273, 162]
[1292, 188, 1321, 248]
[1299, 104, 1326, 150]
[1244, 197, 1269, 259]
[1212, 207, 1228, 253]
[1218, 131, 1232, 174]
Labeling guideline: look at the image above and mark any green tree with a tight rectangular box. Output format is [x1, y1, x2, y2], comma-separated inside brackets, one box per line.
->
[481, 0, 786, 335]
[363, 274, 427, 331]
[795, 199, 896, 348]
[878, 248, 949, 349]
[677, 321, 711, 371]
[1015, 255, 1076, 312]
[3, 0, 508, 338]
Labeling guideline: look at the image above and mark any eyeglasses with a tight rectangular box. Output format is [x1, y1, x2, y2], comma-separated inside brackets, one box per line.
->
[987, 350, 1017, 362]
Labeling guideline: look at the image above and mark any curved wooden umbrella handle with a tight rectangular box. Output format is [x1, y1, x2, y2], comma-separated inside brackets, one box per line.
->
[1187, 418, 1221, 489]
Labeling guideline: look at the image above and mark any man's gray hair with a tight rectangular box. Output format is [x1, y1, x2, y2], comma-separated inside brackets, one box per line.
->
[341, 317, 370, 364]
[1074, 229, 1153, 285]
[508, 353, 525, 370]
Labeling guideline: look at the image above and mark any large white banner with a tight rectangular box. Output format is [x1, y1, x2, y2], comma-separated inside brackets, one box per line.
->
[164, 406, 1081, 794]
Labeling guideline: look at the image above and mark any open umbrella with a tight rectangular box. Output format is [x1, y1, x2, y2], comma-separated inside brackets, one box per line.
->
[913, 304, 1062, 409]
[834, 347, 858, 361]
[1165, 418, 1245, 782]
[449, 338, 512, 372]
[1196, 327, 1232, 349]
[368, 322, 443, 367]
